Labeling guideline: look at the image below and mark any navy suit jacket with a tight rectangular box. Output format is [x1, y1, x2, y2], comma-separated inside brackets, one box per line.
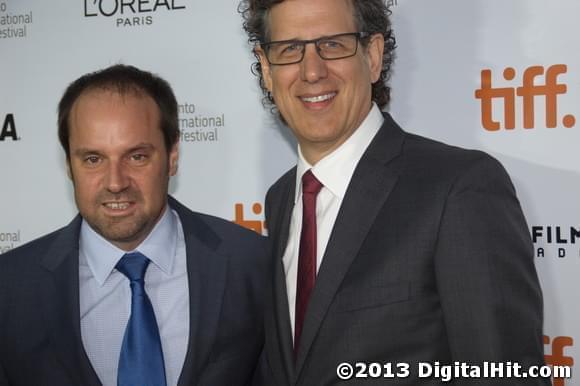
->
[0, 196, 268, 386]
[262, 114, 548, 385]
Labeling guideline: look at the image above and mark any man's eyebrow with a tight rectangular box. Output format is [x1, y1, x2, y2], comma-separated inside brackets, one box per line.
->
[267, 36, 301, 43]
[72, 143, 155, 157]
[73, 148, 101, 156]
[126, 143, 155, 153]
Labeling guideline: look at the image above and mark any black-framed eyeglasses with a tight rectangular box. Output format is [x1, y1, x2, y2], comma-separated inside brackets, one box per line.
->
[261, 32, 370, 65]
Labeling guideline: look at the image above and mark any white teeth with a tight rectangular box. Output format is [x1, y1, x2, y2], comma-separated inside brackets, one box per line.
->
[105, 202, 130, 210]
[301, 93, 336, 103]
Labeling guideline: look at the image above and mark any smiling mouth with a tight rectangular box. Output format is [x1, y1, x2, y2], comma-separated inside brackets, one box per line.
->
[300, 92, 337, 103]
[103, 202, 132, 210]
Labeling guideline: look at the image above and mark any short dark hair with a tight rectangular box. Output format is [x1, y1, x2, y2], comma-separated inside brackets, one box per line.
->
[58, 64, 179, 159]
[239, 0, 396, 109]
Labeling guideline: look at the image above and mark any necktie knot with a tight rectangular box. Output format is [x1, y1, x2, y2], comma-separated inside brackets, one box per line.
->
[116, 252, 150, 282]
[302, 170, 323, 195]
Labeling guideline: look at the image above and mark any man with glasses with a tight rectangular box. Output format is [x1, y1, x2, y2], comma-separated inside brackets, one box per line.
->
[240, 0, 547, 385]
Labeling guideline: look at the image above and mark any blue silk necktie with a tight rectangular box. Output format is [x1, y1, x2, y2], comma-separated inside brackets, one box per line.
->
[116, 252, 167, 386]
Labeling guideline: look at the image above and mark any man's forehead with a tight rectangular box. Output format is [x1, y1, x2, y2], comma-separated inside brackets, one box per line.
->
[266, 0, 357, 40]
[68, 89, 161, 142]
[69, 88, 158, 125]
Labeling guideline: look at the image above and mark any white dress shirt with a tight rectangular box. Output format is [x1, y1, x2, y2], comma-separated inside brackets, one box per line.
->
[79, 205, 189, 386]
[283, 103, 384, 338]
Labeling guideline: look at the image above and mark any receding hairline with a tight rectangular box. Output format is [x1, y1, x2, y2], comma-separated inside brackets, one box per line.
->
[74, 82, 156, 101]
[67, 86, 162, 138]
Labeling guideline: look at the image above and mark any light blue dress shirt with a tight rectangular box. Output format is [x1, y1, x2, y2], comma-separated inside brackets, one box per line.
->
[79, 206, 189, 386]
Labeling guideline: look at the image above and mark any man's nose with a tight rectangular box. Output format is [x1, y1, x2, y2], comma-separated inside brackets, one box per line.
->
[300, 44, 328, 83]
[105, 161, 130, 193]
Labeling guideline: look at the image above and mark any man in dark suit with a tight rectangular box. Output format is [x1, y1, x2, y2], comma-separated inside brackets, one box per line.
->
[240, 0, 548, 384]
[0, 64, 267, 386]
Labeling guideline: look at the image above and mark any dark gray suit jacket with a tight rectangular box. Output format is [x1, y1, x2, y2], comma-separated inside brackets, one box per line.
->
[0, 196, 268, 386]
[263, 114, 547, 385]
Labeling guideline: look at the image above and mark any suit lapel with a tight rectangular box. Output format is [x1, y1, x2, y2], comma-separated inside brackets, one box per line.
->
[267, 174, 297, 386]
[38, 199, 229, 386]
[40, 217, 102, 386]
[170, 198, 228, 386]
[295, 114, 406, 377]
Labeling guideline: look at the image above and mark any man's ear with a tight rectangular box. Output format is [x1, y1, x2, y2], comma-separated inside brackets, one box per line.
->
[365, 33, 385, 83]
[255, 46, 273, 92]
[66, 159, 73, 181]
[168, 142, 179, 176]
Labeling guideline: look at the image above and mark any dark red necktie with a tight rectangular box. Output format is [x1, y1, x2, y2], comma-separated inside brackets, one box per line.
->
[294, 170, 323, 357]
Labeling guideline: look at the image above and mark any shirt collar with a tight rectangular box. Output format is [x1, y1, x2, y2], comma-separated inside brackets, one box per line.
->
[80, 204, 178, 286]
[295, 103, 384, 203]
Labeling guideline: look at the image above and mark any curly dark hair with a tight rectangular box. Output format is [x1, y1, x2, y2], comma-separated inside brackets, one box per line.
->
[58, 64, 179, 160]
[239, 0, 396, 109]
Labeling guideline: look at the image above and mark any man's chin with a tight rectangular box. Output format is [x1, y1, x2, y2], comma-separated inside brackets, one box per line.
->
[89, 219, 146, 247]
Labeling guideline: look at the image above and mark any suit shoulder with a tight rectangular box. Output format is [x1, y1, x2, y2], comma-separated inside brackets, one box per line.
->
[175, 205, 267, 257]
[267, 167, 295, 195]
[404, 132, 485, 160]
[192, 211, 265, 243]
[266, 166, 295, 203]
[170, 196, 264, 243]
[182, 211, 270, 275]
[0, 225, 70, 269]
[402, 132, 506, 176]
[399, 132, 514, 196]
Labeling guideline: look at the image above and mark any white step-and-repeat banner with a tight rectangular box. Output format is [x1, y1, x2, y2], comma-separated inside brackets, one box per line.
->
[1, 1, 578, 384]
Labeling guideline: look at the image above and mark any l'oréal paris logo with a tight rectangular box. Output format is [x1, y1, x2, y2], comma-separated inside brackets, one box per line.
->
[84, 0, 185, 27]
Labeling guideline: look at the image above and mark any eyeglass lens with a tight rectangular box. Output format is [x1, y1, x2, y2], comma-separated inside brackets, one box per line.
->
[267, 34, 359, 64]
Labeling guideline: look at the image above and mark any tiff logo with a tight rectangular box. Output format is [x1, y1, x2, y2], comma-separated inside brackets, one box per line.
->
[233, 202, 266, 235]
[475, 65, 575, 131]
[544, 335, 574, 386]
